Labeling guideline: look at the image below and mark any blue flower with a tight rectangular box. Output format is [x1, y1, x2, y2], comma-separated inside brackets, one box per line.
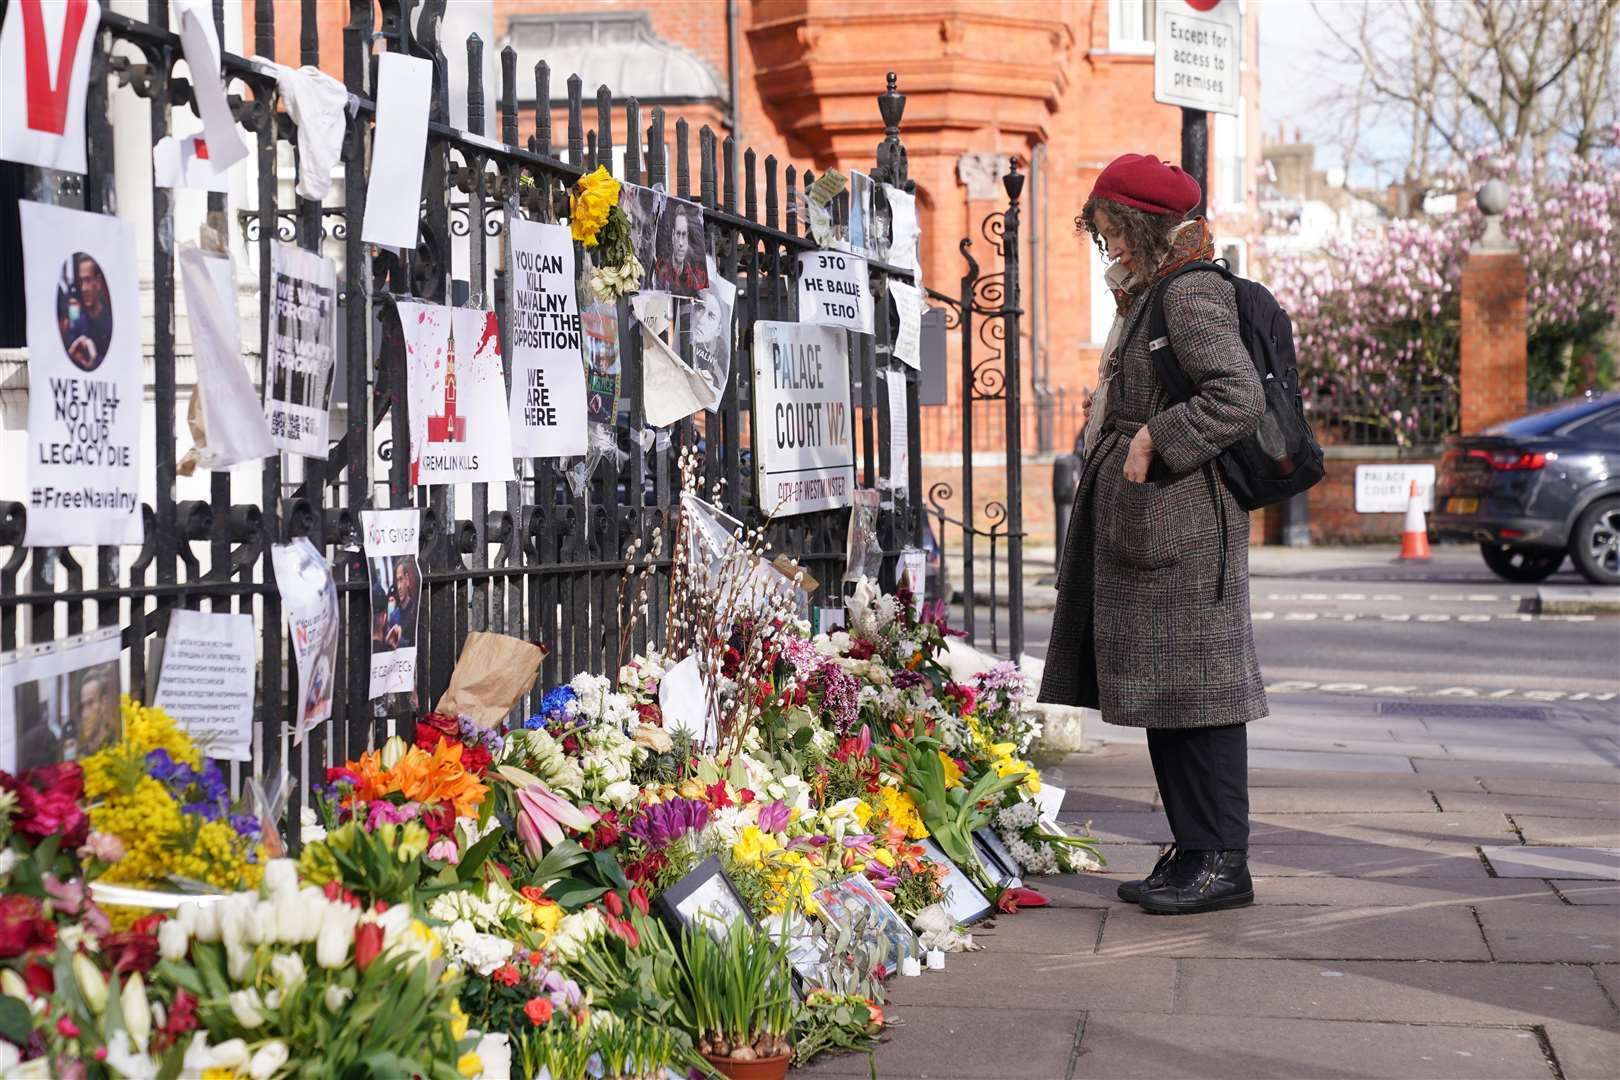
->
[229, 813, 262, 838]
[540, 685, 578, 719]
[182, 800, 223, 822]
[198, 761, 228, 802]
[145, 748, 181, 781]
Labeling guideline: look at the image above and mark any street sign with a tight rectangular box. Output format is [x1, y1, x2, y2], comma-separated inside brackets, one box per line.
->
[1355, 464, 1435, 514]
[1154, 0, 1241, 117]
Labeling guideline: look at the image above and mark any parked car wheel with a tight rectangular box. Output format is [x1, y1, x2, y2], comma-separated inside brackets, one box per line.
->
[1479, 543, 1564, 583]
[1569, 496, 1620, 586]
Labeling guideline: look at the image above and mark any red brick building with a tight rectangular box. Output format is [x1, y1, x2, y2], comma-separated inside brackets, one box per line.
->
[270, 0, 1264, 545]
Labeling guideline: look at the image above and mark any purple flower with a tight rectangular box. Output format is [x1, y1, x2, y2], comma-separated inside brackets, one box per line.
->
[230, 813, 262, 838]
[756, 799, 791, 834]
[182, 801, 222, 821]
[626, 798, 709, 850]
[366, 801, 421, 831]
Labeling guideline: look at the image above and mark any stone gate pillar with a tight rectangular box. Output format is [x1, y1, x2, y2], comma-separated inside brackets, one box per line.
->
[1458, 181, 1527, 433]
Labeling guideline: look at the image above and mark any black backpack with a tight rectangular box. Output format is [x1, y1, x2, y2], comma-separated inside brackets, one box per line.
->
[1145, 261, 1325, 512]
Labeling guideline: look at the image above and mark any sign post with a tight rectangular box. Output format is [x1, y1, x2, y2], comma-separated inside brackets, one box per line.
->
[1154, 0, 1241, 218]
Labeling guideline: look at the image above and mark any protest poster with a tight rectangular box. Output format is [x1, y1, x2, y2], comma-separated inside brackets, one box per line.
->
[620, 183, 709, 297]
[19, 200, 143, 547]
[582, 300, 622, 428]
[507, 217, 587, 458]
[0, 0, 101, 173]
[178, 244, 274, 470]
[750, 321, 855, 517]
[153, 133, 229, 191]
[152, 609, 256, 761]
[173, 0, 248, 174]
[361, 52, 432, 249]
[797, 251, 873, 335]
[889, 280, 923, 370]
[884, 183, 920, 273]
[362, 509, 421, 700]
[688, 254, 735, 410]
[0, 627, 122, 772]
[266, 240, 338, 458]
[398, 302, 515, 485]
[885, 369, 910, 494]
[270, 537, 339, 744]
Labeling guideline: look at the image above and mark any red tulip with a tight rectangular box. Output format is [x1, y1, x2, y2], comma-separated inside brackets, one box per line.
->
[353, 922, 384, 972]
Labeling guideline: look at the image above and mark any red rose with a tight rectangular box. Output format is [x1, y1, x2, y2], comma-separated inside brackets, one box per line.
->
[15, 763, 89, 848]
[524, 996, 554, 1025]
[0, 895, 54, 958]
[492, 963, 520, 987]
[354, 922, 385, 972]
[414, 713, 460, 752]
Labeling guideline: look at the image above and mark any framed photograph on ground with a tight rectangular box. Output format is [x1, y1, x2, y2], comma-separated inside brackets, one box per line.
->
[917, 838, 995, 926]
[654, 856, 753, 940]
[973, 827, 1023, 890]
[811, 872, 919, 964]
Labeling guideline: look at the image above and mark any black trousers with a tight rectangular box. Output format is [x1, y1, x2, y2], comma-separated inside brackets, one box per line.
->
[1146, 724, 1250, 851]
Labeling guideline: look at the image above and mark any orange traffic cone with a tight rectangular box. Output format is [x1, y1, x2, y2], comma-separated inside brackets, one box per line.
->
[1399, 480, 1431, 561]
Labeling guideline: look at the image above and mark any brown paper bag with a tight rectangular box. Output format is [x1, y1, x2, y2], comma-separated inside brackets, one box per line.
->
[435, 631, 547, 730]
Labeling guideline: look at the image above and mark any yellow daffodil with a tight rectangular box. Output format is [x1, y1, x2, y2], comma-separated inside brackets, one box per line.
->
[569, 166, 620, 246]
[938, 751, 963, 790]
[731, 825, 781, 867]
[457, 1050, 483, 1077]
[852, 800, 874, 830]
[449, 1000, 470, 1042]
[878, 786, 928, 839]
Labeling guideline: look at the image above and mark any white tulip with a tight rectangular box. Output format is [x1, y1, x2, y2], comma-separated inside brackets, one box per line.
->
[323, 984, 352, 1014]
[158, 919, 189, 962]
[175, 903, 198, 937]
[315, 905, 356, 969]
[248, 1040, 290, 1080]
[270, 952, 306, 994]
[296, 888, 327, 943]
[225, 939, 252, 983]
[210, 1038, 251, 1069]
[380, 735, 407, 768]
[264, 858, 299, 900]
[247, 900, 277, 945]
[374, 902, 413, 940]
[227, 988, 267, 1029]
[272, 892, 304, 945]
[121, 972, 150, 1050]
[192, 901, 221, 943]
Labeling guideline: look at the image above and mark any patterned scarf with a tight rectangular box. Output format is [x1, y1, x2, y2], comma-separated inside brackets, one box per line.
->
[1083, 218, 1215, 457]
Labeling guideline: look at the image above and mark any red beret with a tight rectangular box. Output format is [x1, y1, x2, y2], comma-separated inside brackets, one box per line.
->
[1091, 153, 1202, 216]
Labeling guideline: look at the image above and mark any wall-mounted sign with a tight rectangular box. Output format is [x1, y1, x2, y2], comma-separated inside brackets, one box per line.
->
[750, 321, 855, 517]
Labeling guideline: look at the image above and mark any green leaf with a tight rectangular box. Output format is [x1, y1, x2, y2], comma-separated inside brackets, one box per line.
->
[545, 877, 610, 910]
[0, 996, 31, 1045]
[456, 826, 504, 882]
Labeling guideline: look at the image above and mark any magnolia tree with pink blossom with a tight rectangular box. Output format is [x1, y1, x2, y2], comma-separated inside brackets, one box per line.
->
[1268, 153, 1620, 446]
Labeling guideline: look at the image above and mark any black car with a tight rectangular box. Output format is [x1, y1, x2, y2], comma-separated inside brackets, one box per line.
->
[1433, 392, 1620, 584]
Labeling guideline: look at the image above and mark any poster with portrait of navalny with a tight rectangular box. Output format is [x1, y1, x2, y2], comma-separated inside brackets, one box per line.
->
[266, 240, 339, 458]
[362, 509, 421, 701]
[19, 200, 143, 547]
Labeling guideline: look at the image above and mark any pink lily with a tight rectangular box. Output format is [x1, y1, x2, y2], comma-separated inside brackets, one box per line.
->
[515, 783, 600, 858]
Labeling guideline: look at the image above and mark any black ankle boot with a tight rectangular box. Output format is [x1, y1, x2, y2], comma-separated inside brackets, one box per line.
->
[1136, 849, 1253, 915]
[1116, 845, 1179, 903]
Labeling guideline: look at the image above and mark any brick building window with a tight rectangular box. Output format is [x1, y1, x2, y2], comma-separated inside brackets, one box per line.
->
[1088, 241, 1115, 348]
[1108, 0, 1157, 53]
[1212, 94, 1249, 213]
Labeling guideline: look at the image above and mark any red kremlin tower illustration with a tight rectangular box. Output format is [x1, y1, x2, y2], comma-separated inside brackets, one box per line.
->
[427, 317, 467, 444]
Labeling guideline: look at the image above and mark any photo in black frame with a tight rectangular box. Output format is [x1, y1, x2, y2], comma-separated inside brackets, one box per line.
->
[652, 855, 755, 940]
[972, 827, 1023, 890]
[917, 837, 996, 926]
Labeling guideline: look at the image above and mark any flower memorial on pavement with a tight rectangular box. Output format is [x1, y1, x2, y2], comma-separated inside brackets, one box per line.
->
[0, 473, 1100, 1079]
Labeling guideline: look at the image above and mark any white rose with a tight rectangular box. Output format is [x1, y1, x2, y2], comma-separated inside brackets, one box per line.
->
[248, 1040, 290, 1080]
[157, 919, 189, 962]
[600, 780, 639, 807]
[227, 988, 267, 1029]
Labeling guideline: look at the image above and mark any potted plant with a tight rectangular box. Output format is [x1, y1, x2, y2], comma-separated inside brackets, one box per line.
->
[674, 919, 795, 1080]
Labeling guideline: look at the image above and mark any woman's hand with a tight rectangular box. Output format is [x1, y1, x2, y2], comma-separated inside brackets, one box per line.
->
[1122, 426, 1155, 483]
[1081, 385, 1094, 424]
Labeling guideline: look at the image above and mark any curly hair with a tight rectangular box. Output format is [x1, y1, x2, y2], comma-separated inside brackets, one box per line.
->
[1074, 197, 1187, 277]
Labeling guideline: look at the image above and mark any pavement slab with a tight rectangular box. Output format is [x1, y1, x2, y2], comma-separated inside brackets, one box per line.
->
[965, 907, 1104, 955]
[1246, 841, 1493, 878]
[1543, 1020, 1620, 1080]
[1174, 958, 1620, 1027]
[798, 1005, 1082, 1078]
[1482, 779, 1620, 800]
[1554, 879, 1620, 904]
[1056, 787, 1159, 813]
[1435, 791, 1620, 818]
[1248, 747, 1418, 773]
[1481, 844, 1620, 880]
[1246, 811, 1518, 847]
[1096, 904, 1493, 961]
[1474, 901, 1620, 962]
[1412, 757, 1620, 784]
[1513, 815, 1620, 846]
[1247, 787, 1443, 813]
[1595, 964, 1620, 1007]
[1231, 875, 1565, 908]
[1070, 1013, 1556, 1080]
[887, 952, 1176, 1013]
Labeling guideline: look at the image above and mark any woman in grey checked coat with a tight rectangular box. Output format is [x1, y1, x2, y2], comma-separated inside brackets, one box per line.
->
[1038, 154, 1267, 915]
